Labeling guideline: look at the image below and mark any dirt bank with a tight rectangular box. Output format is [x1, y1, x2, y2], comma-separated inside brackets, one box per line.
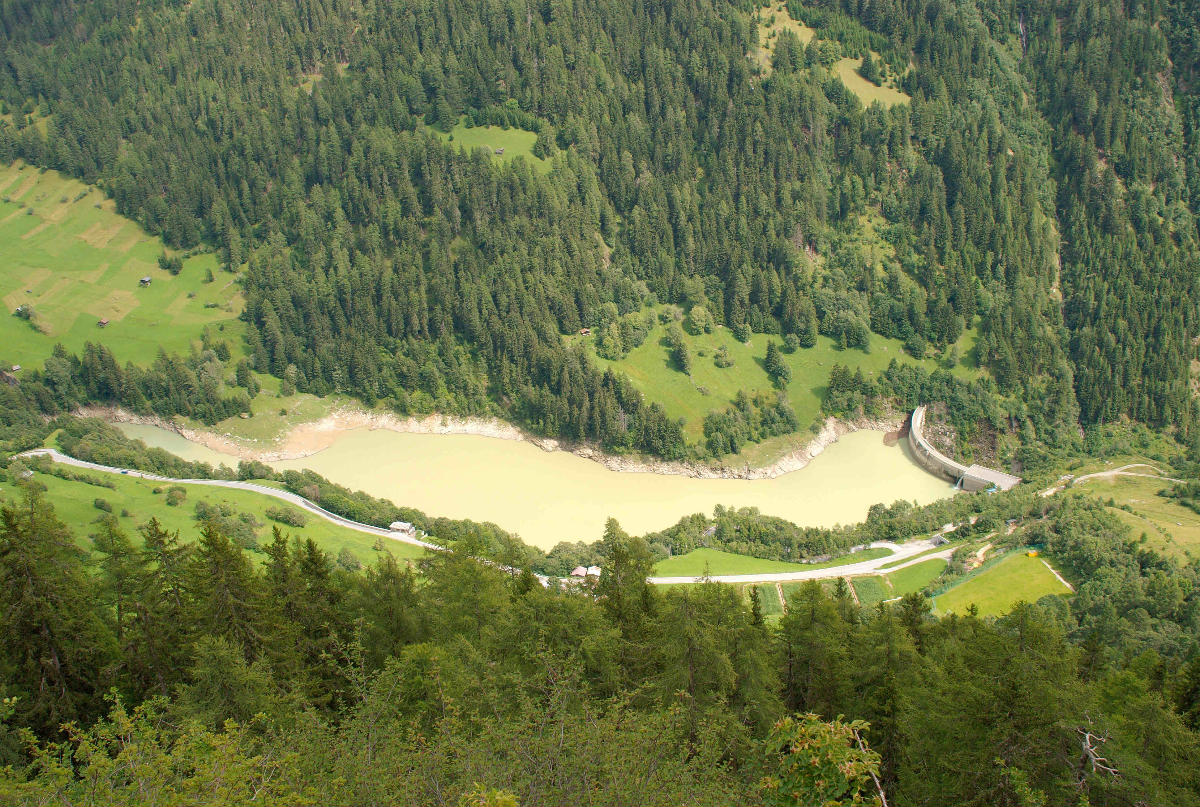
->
[79, 405, 906, 481]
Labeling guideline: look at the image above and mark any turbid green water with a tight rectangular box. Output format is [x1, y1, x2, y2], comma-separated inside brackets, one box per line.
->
[118, 423, 243, 469]
[117, 424, 954, 549]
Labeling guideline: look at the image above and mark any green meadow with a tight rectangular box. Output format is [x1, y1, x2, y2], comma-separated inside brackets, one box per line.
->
[578, 307, 978, 446]
[1076, 475, 1200, 561]
[934, 552, 1070, 617]
[885, 557, 948, 597]
[0, 162, 244, 368]
[428, 119, 550, 173]
[653, 547, 811, 576]
[0, 466, 426, 567]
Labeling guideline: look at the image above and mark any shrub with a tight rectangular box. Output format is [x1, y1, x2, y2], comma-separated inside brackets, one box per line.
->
[337, 547, 362, 571]
[265, 505, 308, 528]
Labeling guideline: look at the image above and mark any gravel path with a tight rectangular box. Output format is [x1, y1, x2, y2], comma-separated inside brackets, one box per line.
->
[1040, 464, 1184, 497]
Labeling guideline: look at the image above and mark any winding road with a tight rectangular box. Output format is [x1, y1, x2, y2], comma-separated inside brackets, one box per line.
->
[17, 448, 442, 551]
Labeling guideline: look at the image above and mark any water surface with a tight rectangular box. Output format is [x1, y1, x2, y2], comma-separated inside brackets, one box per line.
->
[117, 423, 954, 549]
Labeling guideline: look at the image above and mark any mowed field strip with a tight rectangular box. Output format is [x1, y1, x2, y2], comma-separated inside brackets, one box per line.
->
[0, 161, 244, 367]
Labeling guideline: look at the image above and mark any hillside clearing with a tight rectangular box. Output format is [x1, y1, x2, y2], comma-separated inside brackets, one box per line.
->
[427, 119, 549, 173]
[0, 162, 244, 368]
[577, 306, 978, 446]
[1075, 475, 1200, 561]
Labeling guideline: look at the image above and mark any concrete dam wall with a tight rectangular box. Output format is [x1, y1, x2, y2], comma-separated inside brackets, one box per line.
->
[907, 405, 1020, 492]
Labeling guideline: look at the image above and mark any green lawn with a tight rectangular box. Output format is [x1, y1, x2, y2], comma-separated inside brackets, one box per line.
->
[577, 306, 978, 446]
[0, 468, 426, 567]
[200, 386, 348, 446]
[0, 161, 245, 368]
[885, 558, 947, 596]
[427, 119, 549, 173]
[652, 545, 892, 577]
[934, 553, 1070, 617]
[1076, 475, 1200, 561]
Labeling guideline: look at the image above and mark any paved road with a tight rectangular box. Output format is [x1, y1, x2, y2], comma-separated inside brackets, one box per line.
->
[17, 448, 442, 551]
[648, 538, 955, 585]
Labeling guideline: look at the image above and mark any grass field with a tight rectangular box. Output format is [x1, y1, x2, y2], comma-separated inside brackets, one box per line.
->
[427, 119, 549, 173]
[654, 547, 811, 576]
[577, 306, 978, 446]
[0, 161, 244, 368]
[885, 558, 947, 596]
[0, 468, 426, 567]
[1075, 475, 1200, 560]
[934, 553, 1070, 617]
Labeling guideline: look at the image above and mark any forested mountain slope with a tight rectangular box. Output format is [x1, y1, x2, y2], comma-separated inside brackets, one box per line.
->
[3, 0, 1192, 464]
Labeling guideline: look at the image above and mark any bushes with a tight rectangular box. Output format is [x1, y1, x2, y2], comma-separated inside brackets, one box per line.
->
[265, 505, 307, 528]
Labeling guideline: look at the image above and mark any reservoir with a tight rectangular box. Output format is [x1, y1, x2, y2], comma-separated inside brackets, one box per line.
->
[117, 424, 955, 549]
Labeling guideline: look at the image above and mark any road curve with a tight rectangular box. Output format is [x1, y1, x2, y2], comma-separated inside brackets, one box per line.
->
[16, 448, 442, 551]
[648, 538, 955, 585]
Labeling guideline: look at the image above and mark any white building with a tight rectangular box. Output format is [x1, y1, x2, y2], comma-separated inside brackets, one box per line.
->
[388, 521, 417, 538]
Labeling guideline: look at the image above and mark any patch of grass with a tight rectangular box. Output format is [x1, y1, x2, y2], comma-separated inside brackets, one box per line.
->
[834, 58, 910, 108]
[755, 583, 783, 616]
[576, 306, 978, 447]
[886, 558, 947, 596]
[0, 161, 245, 368]
[934, 552, 1069, 617]
[751, 1, 816, 73]
[653, 547, 812, 576]
[748, 3, 909, 107]
[850, 575, 887, 606]
[1076, 475, 1200, 561]
[0, 469, 425, 566]
[427, 119, 549, 173]
[202, 389, 346, 446]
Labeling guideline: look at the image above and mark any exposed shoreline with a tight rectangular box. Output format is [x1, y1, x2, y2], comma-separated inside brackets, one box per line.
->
[79, 404, 906, 481]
